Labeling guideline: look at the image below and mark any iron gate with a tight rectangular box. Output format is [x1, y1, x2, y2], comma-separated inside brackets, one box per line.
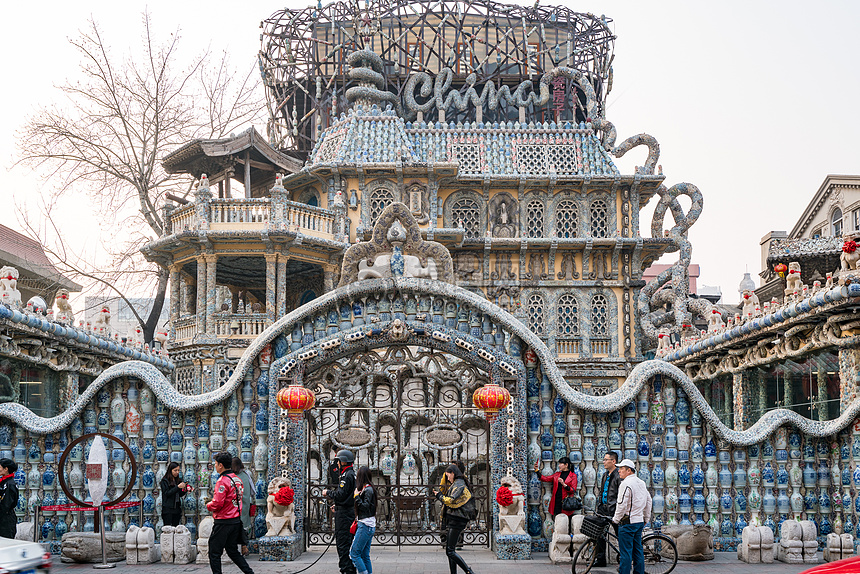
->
[305, 404, 491, 547]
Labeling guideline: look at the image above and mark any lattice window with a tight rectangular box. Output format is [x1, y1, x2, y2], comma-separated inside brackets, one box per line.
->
[217, 363, 234, 387]
[175, 367, 196, 395]
[556, 200, 578, 238]
[591, 294, 608, 337]
[514, 144, 546, 174]
[450, 141, 484, 175]
[451, 198, 481, 238]
[557, 294, 579, 336]
[590, 199, 609, 238]
[546, 144, 581, 177]
[369, 188, 394, 222]
[527, 293, 545, 336]
[527, 199, 544, 238]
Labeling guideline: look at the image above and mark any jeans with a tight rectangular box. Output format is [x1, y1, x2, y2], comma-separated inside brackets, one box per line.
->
[618, 522, 645, 574]
[349, 522, 375, 574]
[445, 517, 471, 574]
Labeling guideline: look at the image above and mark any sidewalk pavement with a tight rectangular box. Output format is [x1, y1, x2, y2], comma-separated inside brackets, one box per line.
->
[51, 547, 815, 574]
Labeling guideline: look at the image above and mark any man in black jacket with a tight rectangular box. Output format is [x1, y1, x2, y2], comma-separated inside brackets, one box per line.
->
[595, 451, 621, 567]
[0, 458, 19, 539]
[323, 450, 357, 574]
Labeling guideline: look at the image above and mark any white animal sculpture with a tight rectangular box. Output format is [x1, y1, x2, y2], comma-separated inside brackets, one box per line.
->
[54, 289, 75, 325]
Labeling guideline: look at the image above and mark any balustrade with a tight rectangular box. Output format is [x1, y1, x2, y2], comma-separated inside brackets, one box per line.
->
[591, 339, 610, 355]
[556, 339, 581, 355]
[213, 314, 271, 338]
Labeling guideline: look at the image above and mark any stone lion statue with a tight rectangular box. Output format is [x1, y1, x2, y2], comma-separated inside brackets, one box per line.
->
[741, 289, 760, 319]
[93, 306, 111, 337]
[55, 289, 75, 325]
[784, 262, 803, 298]
[265, 477, 295, 537]
[497, 475, 525, 535]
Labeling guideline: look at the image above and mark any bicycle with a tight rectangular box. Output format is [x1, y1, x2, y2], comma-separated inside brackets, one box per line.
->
[572, 515, 678, 574]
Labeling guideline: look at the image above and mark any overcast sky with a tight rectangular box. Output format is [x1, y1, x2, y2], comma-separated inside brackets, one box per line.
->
[2, 1, 858, 306]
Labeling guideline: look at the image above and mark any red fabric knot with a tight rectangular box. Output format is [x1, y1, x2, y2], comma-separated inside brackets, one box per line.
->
[495, 486, 514, 507]
[274, 486, 294, 506]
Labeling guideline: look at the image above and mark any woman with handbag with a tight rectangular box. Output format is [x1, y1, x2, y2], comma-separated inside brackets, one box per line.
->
[537, 456, 578, 516]
[433, 465, 477, 574]
[349, 466, 377, 574]
[232, 457, 256, 555]
[160, 462, 189, 527]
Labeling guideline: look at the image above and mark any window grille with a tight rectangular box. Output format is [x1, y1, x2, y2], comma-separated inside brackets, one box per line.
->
[591, 294, 609, 337]
[556, 199, 578, 238]
[369, 188, 394, 222]
[527, 199, 544, 238]
[527, 293, 545, 336]
[590, 199, 609, 238]
[557, 294, 579, 336]
[451, 198, 481, 238]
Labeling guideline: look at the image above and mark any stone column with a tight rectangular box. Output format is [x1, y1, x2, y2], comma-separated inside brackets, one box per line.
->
[204, 254, 218, 337]
[265, 253, 278, 323]
[724, 379, 734, 430]
[816, 360, 828, 421]
[276, 254, 290, 318]
[757, 370, 767, 422]
[732, 371, 748, 431]
[839, 348, 860, 413]
[169, 264, 182, 328]
[196, 255, 207, 338]
[323, 264, 338, 293]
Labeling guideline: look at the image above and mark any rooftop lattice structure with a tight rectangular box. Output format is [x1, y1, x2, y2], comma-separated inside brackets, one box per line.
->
[260, 0, 615, 160]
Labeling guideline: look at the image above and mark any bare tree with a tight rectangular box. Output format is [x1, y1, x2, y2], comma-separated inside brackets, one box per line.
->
[16, 13, 264, 343]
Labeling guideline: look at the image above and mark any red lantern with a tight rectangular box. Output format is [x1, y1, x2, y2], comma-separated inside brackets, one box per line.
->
[276, 385, 316, 422]
[774, 262, 788, 279]
[472, 382, 511, 422]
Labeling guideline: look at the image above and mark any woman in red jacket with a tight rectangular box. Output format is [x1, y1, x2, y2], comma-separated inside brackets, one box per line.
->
[538, 456, 577, 516]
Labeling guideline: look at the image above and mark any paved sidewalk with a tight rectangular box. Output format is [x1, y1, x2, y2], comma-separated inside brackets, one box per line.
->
[52, 548, 815, 574]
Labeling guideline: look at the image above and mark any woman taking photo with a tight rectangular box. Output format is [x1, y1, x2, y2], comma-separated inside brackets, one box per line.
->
[433, 465, 477, 574]
[160, 462, 188, 526]
[538, 456, 577, 517]
[349, 466, 377, 574]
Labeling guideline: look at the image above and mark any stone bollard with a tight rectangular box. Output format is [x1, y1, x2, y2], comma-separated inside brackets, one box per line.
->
[799, 520, 818, 564]
[173, 525, 197, 564]
[196, 517, 214, 565]
[777, 520, 804, 564]
[160, 526, 175, 563]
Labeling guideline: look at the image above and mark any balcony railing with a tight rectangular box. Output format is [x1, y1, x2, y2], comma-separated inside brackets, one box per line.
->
[213, 314, 271, 338]
[173, 316, 197, 343]
[591, 339, 610, 355]
[556, 339, 581, 355]
[167, 198, 337, 240]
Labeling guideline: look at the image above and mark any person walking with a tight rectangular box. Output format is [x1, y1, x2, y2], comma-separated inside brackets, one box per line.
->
[206, 452, 255, 574]
[612, 459, 652, 574]
[0, 459, 19, 539]
[160, 462, 188, 527]
[323, 450, 357, 574]
[537, 456, 577, 517]
[232, 457, 255, 555]
[433, 464, 477, 574]
[595, 451, 621, 567]
[349, 466, 377, 574]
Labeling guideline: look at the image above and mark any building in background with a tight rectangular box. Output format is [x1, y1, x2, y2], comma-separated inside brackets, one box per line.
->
[0, 223, 81, 304]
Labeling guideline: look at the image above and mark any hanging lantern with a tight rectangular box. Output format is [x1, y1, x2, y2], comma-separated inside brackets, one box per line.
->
[276, 385, 316, 422]
[774, 262, 788, 279]
[472, 382, 511, 423]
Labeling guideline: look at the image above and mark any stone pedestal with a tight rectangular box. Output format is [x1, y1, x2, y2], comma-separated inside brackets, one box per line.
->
[61, 532, 126, 563]
[196, 517, 214, 565]
[258, 534, 302, 561]
[738, 525, 774, 564]
[824, 533, 855, 562]
[494, 533, 531, 560]
[662, 524, 714, 561]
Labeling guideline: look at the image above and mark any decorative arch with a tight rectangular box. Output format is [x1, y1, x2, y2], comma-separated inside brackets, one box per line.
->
[296, 187, 320, 207]
[587, 289, 618, 356]
[589, 196, 610, 238]
[443, 190, 484, 238]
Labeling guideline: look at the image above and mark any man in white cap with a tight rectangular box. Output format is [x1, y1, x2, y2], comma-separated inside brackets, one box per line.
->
[612, 459, 652, 574]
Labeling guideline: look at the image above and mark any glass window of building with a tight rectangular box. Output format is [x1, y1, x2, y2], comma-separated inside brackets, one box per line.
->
[832, 208, 843, 237]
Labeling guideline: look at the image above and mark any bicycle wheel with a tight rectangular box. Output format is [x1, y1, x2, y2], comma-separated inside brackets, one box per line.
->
[572, 538, 598, 574]
[642, 533, 677, 574]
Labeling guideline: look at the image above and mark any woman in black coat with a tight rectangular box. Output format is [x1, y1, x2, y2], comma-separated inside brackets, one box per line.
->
[433, 465, 477, 574]
[0, 458, 19, 539]
[160, 461, 187, 527]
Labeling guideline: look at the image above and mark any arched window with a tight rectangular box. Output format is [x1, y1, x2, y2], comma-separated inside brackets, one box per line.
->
[306, 195, 319, 207]
[527, 199, 544, 238]
[557, 294, 579, 336]
[556, 200, 578, 238]
[451, 197, 481, 238]
[369, 188, 394, 222]
[832, 208, 843, 237]
[590, 199, 608, 238]
[527, 293, 545, 336]
[591, 294, 608, 337]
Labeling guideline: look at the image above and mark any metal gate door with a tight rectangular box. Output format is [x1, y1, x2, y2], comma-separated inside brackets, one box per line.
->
[305, 350, 492, 546]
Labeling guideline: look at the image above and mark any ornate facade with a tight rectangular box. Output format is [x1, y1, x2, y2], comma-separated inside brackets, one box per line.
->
[4, 0, 860, 564]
